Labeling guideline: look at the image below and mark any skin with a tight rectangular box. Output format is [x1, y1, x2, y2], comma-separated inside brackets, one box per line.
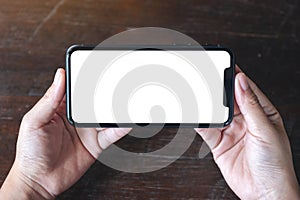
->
[0, 67, 299, 199]
[195, 66, 300, 199]
[0, 69, 131, 199]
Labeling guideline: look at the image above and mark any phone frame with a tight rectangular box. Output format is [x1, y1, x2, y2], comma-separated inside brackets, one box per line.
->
[66, 45, 235, 128]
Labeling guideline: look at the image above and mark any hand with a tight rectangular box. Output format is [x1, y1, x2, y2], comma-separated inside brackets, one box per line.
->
[0, 68, 131, 199]
[196, 66, 300, 199]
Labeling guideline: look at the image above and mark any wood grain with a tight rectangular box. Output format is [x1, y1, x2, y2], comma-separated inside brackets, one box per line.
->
[0, 0, 299, 199]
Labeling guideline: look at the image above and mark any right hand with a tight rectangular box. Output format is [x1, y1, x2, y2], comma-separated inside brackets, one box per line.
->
[196, 66, 300, 199]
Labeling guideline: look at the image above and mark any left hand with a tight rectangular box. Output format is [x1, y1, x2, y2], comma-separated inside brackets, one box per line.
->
[0, 68, 131, 199]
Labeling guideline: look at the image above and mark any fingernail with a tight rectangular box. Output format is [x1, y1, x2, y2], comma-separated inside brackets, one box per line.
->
[239, 73, 249, 91]
[53, 69, 61, 84]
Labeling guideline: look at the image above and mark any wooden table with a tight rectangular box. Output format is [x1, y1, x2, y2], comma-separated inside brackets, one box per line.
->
[0, 0, 299, 199]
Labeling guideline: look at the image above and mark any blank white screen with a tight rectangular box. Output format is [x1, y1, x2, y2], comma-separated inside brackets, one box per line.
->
[70, 50, 231, 124]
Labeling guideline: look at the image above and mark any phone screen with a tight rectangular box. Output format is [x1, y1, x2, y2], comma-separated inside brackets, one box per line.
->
[66, 46, 234, 127]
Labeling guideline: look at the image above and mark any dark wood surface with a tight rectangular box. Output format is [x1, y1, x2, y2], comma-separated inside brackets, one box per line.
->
[0, 0, 299, 199]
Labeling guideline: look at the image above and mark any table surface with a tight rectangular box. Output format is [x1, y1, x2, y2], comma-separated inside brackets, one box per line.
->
[0, 0, 299, 199]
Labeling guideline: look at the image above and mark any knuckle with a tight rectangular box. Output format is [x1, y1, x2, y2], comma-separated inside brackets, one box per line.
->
[114, 128, 128, 138]
[250, 82, 258, 93]
[99, 133, 114, 150]
[263, 105, 284, 125]
[22, 112, 30, 123]
[247, 90, 260, 106]
[20, 113, 33, 130]
[43, 87, 52, 101]
[271, 111, 284, 124]
[103, 133, 112, 144]
[43, 86, 60, 108]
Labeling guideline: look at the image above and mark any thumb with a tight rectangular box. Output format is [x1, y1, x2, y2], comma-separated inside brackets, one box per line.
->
[235, 73, 273, 135]
[24, 68, 66, 128]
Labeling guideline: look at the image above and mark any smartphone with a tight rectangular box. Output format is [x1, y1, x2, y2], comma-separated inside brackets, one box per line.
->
[66, 45, 234, 128]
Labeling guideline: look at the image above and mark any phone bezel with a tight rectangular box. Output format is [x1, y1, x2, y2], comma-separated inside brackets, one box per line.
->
[66, 45, 235, 128]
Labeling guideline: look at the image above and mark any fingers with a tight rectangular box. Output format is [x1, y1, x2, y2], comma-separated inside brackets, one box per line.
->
[243, 76, 283, 127]
[76, 128, 100, 158]
[235, 64, 242, 73]
[235, 73, 274, 135]
[196, 65, 283, 149]
[195, 65, 242, 149]
[234, 66, 282, 126]
[77, 128, 132, 159]
[97, 128, 132, 150]
[195, 128, 222, 150]
[24, 68, 66, 128]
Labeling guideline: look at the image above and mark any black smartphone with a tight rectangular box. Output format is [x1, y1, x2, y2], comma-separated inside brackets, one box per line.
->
[66, 45, 235, 128]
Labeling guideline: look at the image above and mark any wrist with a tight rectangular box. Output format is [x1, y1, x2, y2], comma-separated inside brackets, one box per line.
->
[261, 186, 300, 200]
[258, 174, 300, 200]
[0, 163, 54, 200]
[281, 179, 300, 200]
